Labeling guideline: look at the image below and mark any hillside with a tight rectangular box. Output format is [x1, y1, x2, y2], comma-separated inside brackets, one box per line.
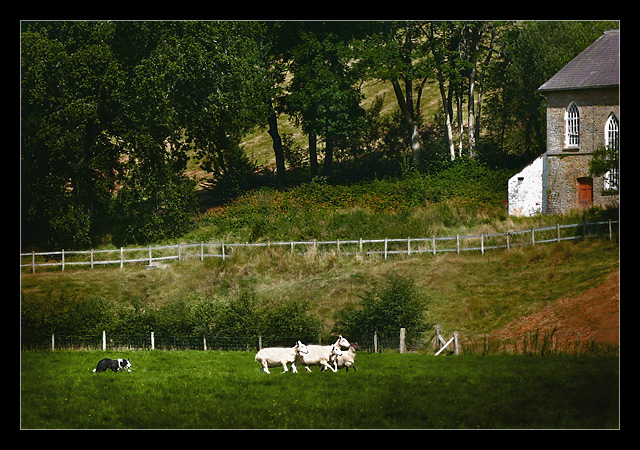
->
[20, 237, 619, 342]
[493, 270, 619, 345]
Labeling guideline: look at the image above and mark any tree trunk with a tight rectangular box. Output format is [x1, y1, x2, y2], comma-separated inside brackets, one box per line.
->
[309, 131, 318, 177]
[391, 78, 422, 166]
[475, 25, 496, 150]
[435, 73, 455, 161]
[323, 133, 333, 177]
[468, 71, 476, 158]
[456, 89, 463, 158]
[267, 100, 285, 186]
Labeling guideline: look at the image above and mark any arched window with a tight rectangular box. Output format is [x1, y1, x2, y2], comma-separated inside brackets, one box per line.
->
[565, 102, 580, 148]
[604, 113, 619, 192]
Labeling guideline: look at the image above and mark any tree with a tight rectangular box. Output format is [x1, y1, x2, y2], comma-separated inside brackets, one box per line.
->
[333, 274, 430, 341]
[359, 21, 432, 167]
[21, 21, 268, 248]
[21, 22, 123, 248]
[281, 22, 366, 178]
[481, 21, 619, 163]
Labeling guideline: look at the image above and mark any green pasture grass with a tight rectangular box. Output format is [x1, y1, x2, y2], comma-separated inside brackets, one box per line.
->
[21, 351, 619, 429]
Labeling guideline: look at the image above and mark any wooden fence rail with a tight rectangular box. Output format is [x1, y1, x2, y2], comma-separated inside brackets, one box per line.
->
[20, 220, 618, 273]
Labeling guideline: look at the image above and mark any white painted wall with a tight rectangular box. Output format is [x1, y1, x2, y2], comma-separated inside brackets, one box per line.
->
[508, 155, 544, 217]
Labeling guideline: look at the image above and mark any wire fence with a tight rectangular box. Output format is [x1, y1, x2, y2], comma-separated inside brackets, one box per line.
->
[20, 220, 618, 273]
[21, 327, 618, 356]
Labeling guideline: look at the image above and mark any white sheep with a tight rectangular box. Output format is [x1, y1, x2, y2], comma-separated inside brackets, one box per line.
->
[255, 341, 309, 374]
[333, 342, 361, 372]
[293, 336, 350, 373]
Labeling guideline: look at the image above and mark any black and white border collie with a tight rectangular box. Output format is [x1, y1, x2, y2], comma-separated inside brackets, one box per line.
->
[93, 358, 131, 373]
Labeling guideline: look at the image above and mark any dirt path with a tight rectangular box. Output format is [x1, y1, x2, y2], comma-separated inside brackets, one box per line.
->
[493, 271, 619, 345]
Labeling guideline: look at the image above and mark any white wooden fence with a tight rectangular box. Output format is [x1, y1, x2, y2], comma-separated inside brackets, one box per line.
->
[20, 220, 617, 273]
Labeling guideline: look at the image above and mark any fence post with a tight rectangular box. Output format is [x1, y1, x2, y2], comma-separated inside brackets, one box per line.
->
[506, 232, 510, 250]
[456, 235, 460, 254]
[200, 243, 204, 261]
[32, 250, 36, 273]
[608, 219, 613, 240]
[359, 238, 363, 254]
[434, 324, 442, 353]
[203, 335, 207, 351]
[399, 327, 406, 353]
[481, 235, 484, 255]
[222, 242, 226, 261]
[51, 333, 55, 351]
[151, 331, 155, 350]
[407, 237, 411, 256]
[61, 249, 65, 272]
[102, 330, 106, 351]
[454, 331, 459, 355]
[178, 244, 182, 261]
[373, 331, 378, 353]
[384, 238, 388, 260]
[90, 249, 94, 269]
[148, 246, 152, 265]
[531, 228, 535, 246]
[120, 247, 124, 270]
[432, 236, 436, 255]
[557, 223, 561, 242]
[258, 335, 262, 351]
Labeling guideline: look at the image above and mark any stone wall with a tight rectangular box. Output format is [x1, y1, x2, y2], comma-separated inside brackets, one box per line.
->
[543, 87, 619, 214]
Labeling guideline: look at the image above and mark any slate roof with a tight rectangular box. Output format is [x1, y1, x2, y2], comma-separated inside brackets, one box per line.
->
[538, 29, 619, 92]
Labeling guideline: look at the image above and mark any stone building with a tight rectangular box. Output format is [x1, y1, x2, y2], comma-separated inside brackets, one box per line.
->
[508, 29, 619, 216]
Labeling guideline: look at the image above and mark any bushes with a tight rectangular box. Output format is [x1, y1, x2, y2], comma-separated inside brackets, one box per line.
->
[21, 293, 113, 336]
[21, 288, 323, 340]
[333, 274, 431, 342]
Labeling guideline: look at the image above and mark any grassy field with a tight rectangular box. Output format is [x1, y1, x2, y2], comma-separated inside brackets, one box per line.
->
[21, 350, 619, 429]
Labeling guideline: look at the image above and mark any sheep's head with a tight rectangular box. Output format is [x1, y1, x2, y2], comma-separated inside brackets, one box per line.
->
[350, 342, 361, 351]
[330, 343, 343, 356]
[335, 335, 351, 350]
[295, 341, 309, 354]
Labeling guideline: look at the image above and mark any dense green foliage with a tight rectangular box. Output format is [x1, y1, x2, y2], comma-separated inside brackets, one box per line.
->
[333, 273, 431, 339]
[21, 287, 323, 340]
[21, 21, 266, 249]
[21, 351, 619, 428]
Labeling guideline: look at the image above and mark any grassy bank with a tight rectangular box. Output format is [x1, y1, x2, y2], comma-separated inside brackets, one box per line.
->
[186, 161, 514, 244]
[21, 238, 619, 337]
[21, 350, 619, 429]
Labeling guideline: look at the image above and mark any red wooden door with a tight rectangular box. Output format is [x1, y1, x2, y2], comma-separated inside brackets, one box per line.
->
[577, 177, 593, 208]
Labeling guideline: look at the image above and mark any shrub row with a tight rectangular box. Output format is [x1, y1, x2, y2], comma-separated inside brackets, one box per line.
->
[21, 289, 323, 339]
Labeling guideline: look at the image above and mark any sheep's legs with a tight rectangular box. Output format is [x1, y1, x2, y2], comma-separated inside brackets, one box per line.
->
[322, 362, 338, 373]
